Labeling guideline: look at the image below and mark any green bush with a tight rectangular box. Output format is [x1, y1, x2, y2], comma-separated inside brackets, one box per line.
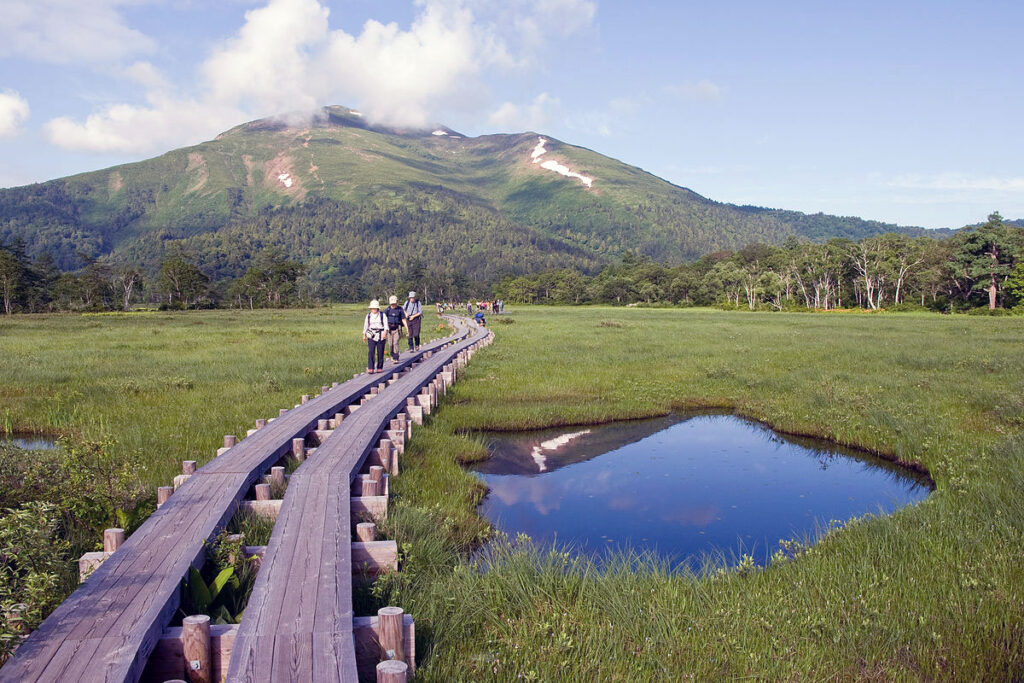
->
[0, 503, 71, 664]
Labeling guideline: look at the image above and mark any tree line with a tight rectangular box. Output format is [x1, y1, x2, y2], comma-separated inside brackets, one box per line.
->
[1, 213, 1021, 314]
[493, 213, 1024, 313]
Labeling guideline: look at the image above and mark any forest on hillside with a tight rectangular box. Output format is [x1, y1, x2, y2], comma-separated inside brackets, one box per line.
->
[1, 210, 1021, 315]
[496, 213, 1024, 313]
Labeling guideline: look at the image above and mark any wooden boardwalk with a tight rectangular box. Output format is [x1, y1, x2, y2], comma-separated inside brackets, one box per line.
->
[0, 318, 491, 683]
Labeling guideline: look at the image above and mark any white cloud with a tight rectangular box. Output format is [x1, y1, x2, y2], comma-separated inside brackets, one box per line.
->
[322, 1, 506, 127]
[489, 92, 560, 131]
[889, 173, 1024, 193]
[0, 91, 30, 138]
[665, 80, 723, 102]
[43, 0, 597, 153]
[204, 0, 329, 115]
[46, 96, 244, 153]
[0, 0, 155, 65]
[512, 0, 596, 49]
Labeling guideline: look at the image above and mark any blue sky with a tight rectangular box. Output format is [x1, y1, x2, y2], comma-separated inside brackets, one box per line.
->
[0, 0, 1021, 229]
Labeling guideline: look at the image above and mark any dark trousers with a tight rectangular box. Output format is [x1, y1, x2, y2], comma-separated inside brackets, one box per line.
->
[407, 317, 421, 349]
[367, 338, 385, 370]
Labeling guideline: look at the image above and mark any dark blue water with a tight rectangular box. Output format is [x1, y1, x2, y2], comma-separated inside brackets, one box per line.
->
[471, 414, 931, 568]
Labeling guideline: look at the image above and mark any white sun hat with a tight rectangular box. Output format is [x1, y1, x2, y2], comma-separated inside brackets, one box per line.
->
[388, 295, 398, 304]
[369, 299, 380, 308]
[408, 291, 416, 298]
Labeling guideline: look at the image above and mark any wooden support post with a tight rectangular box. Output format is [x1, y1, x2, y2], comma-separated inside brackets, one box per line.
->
[378, 439, 392, 470]
[370, 386, 379, 396]
[360, 476, 379, 497]
[182, 460, 197, 475]
[386, 430, 404, 455]
[103, 528, 125, 552]
[369, 466, 385, 496]
[182, 614, 212, 683]
[407, 405, 423, 426]
[301, 394, 310, 404]
[376, 660, 408, 683]
[356, 522, 377, 542]
[366, 446, 389, 472]
[270, 467, 285, 490]
[255, 419, 266, 430]
[254, 483, 271, 501]
[157, 486, 173, 508]
[238, 499, 281, 519]
[224, 435, 236, 449]
[173, 474, 191, 490]
[318, 418, 329, 431]
[378, 606, 406, 664]
[332, 381, 339, 388]
[321, 385, 329, 394]
[335, 412, 344, 425]
[279, 408, 288, 417]
[416, 393, 431, 416]
[352, 495, 388, 521]
[292, 437, 305, 460]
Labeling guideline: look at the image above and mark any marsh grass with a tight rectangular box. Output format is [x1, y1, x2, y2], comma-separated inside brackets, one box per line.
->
[375, 306, 1024, 680]
[227, 509, 276, 547]
[3, 306, 1023, 679]
[0, 306, 443, 488]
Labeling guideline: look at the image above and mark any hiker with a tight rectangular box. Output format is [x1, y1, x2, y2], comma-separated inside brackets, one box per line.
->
[363, 299, 387, 373]
[404, 291, 423, 351]
[474, 309, 486, 327]
[384, 295, 409, 363]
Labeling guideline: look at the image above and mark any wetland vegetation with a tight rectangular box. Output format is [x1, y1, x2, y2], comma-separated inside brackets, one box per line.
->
[1, 305, 1022, 679]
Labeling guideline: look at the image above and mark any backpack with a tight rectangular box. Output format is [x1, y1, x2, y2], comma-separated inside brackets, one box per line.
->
[366, 311, 386, 341]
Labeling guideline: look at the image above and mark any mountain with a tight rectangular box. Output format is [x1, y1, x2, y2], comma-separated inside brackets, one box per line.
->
[0, 105, 947, 287]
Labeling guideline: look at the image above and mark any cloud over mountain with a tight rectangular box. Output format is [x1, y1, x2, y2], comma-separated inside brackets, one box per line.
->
[42, 0, 597, 154]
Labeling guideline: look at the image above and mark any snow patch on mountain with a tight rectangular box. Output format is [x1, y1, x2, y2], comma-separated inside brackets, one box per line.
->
[277, 173, 293, 188]
[432, 130, 447, 136]
[529, 137, 593, 188]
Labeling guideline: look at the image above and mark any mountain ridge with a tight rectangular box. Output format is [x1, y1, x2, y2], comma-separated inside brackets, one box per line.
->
[0, 105, 951, 286]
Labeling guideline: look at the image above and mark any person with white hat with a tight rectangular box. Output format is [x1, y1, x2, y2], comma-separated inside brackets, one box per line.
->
[362, 299, 387, 373]
[383, 295, 409, 363]
[403, 291, 423, 351]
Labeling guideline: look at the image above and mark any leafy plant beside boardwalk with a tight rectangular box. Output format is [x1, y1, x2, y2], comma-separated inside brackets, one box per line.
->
[1, 306, 1022, 679]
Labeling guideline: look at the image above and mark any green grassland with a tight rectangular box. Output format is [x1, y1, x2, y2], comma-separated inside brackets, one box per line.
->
[380, 307, 1024, 681]
[2, 306, 1023, 679]
[0, 306, 448, 488]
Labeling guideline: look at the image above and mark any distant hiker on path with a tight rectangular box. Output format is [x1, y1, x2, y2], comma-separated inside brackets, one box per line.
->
[363, 299, 387, 373]
[404, 291, 423, 351]
[384, 295, 409, 363]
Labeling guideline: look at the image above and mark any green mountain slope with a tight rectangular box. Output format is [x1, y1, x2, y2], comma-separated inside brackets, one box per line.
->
[0, 105, 944, 283]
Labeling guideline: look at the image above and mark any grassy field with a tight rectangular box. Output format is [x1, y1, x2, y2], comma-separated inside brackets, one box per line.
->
[2, 306, 1023, 679]
[0, 306, 448, 488]
[377, 307, 1024, 681]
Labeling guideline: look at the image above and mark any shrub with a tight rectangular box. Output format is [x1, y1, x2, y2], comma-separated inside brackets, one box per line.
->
[0, 503, 71, 664]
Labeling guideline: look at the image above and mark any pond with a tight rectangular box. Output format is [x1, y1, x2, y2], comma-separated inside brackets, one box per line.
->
[0, 434, 59, 450]
[470, 414, 932, 569]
